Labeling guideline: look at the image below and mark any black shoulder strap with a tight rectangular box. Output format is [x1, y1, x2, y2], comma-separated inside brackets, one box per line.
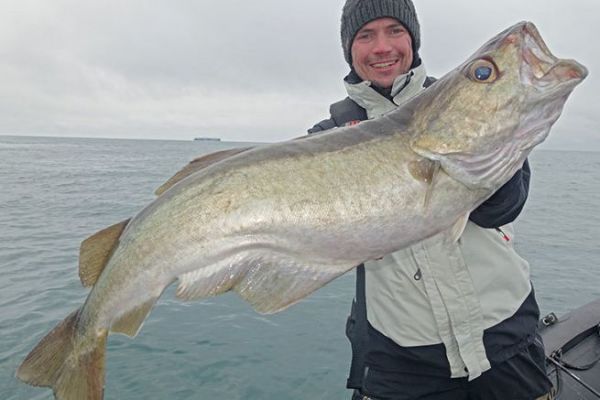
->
[329, 97, 367, 127]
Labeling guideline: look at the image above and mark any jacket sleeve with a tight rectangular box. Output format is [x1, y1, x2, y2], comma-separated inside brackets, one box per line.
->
[308, 118, 337, 134]
[469, 159, 531, 228]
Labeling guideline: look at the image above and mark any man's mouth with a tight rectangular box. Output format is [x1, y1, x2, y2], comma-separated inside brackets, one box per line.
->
[370, 60, 398, 69]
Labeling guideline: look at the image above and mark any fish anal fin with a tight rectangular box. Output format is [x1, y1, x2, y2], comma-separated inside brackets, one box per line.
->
[155, 147, 252, 196]
[110, 298, 157, 337]
[79, 219, 130, 287]
[235, 257, 355, 314]
[16, 308, 108, 400]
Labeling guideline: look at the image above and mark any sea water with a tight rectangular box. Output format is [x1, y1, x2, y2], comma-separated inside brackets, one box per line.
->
[1, 136, 599, 399]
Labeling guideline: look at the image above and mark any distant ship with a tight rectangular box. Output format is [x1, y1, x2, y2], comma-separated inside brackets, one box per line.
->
[193, 137, 221, 142]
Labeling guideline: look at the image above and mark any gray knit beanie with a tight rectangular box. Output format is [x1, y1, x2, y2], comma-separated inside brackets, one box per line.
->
[341, 0, 421, 66]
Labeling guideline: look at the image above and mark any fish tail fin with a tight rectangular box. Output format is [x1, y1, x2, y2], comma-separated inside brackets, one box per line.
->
[16, 308, 108, 400]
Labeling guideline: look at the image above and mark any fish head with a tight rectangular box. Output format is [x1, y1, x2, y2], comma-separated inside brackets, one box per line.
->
[409, 21, 587, 190]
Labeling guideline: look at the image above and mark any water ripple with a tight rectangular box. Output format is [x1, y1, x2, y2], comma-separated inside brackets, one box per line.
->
[1, 138, 598, 399]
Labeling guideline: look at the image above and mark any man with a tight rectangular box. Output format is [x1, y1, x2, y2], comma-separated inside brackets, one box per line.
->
[309, 1, 554, 399]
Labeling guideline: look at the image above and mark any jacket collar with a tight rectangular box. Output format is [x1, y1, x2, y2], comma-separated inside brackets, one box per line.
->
[344, 63, 427, 120]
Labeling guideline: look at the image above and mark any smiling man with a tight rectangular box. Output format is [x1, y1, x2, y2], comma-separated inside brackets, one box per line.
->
[309, 1, 554, 399]
[309, 0, 434, 130]
[350, 17, 413, 89]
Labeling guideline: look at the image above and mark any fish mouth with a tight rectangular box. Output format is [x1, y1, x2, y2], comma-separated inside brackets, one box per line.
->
[519, 22, 588, 92]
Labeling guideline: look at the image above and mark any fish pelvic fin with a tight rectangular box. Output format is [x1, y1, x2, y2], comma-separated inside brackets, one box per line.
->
[154, 146, 252, 196]
[175, 253, 356, 315]
[16, 309, 108, 400]
[234, 257, 356, 314]
[79, 218, 130, 287]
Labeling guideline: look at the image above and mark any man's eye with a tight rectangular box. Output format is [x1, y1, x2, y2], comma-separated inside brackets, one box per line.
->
[356, 32, 372, 41]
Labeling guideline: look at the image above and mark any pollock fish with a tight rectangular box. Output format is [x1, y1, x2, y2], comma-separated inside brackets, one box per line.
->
[17, 22, 587, 400]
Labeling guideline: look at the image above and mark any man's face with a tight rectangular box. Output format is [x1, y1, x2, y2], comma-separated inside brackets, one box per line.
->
[351, 17, 414, 89]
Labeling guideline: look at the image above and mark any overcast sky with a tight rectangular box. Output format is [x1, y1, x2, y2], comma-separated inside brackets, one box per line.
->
[1, 0, 598, 150]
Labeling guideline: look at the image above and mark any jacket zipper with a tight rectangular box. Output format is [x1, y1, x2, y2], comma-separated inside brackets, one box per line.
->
[495, 227, 511, 242]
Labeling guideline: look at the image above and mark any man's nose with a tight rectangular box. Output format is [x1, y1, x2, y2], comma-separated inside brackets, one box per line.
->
[372, 34, 393, 53]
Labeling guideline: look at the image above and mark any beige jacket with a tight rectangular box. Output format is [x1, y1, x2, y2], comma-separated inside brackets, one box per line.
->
[346, 65, 532, 380]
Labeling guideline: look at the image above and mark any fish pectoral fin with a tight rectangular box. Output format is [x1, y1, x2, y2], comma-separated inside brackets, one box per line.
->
[234, 258, 356, 314]
[110, 298, 157, 337]
[408, 158, 441, 211]
[79, 218, 130, 287]
[154, 147, 252, 196]
[423, 160, 442, 210]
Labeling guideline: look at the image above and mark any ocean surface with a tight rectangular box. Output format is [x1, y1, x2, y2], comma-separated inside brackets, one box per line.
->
[1, 135, 599, 400]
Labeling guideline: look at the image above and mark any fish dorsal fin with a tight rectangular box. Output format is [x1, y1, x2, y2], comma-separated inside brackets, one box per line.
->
[175, 252, 355, 314]
[154, 147, 252, 195]
[79, 219, 130, 287]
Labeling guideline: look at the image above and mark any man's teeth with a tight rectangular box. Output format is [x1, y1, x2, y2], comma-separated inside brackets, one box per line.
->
[372, 61, 396, 68]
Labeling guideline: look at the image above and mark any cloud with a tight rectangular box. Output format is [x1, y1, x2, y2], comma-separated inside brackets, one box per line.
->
[0, 0, 598, 149]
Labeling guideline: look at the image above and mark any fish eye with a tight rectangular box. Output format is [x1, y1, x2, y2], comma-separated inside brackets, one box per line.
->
[468, 59, 498, 83]
[475, 66, 492, 80]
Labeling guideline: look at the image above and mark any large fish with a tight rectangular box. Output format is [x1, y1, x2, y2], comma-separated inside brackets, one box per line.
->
[17, 22, 586, 399]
